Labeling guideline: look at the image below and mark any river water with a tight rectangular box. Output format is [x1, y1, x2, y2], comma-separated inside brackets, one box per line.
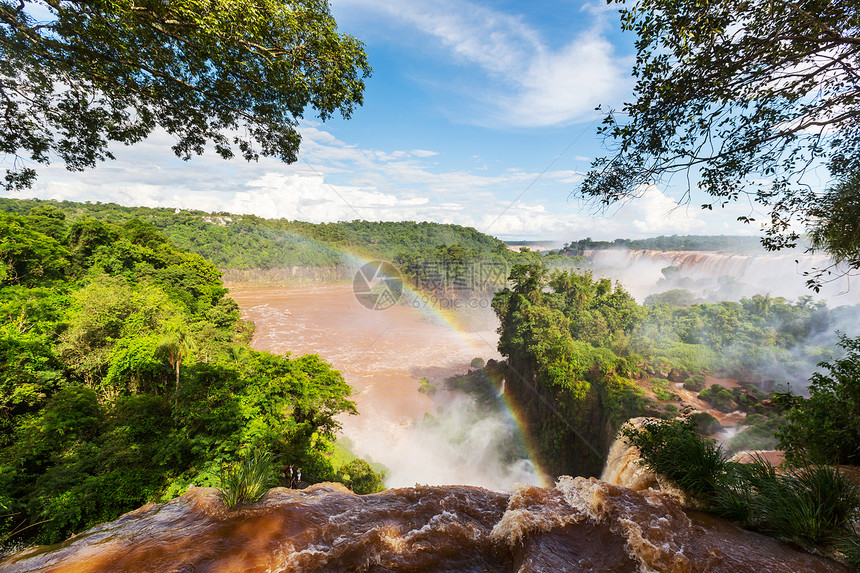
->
[5, 480, 847, 572]
[226, 283, 539, 490]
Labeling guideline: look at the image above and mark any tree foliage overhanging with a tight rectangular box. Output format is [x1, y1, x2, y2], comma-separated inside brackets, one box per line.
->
[0, 0, 370, 191]
[0, 209, 368, 546]
[580, 0, 860, 272]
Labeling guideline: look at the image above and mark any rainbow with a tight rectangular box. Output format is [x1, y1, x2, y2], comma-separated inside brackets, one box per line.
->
[315, 241, 479, 333]
[344, 244, 552, 486]
[228, 231, 550, 487]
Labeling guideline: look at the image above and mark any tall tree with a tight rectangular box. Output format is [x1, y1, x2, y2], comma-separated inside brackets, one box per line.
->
[0, 0, 371, 190]
[157, 323, 196, 393]
[580, 0, 860, 282]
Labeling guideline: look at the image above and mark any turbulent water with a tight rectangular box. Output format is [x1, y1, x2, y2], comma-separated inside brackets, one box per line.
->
[3, 479, 848, 572]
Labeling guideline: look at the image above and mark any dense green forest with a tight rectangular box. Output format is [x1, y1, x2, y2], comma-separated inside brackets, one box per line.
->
[491, 263, 854, 478]
[0, 199, 514, 269]
[0, 207, 381, 547]
[492, 265, 648, 477]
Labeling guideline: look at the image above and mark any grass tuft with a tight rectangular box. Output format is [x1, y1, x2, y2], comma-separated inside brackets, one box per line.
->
[762, 464, 859, 546]
[218, 449, 276, 507]
[624, 417, 860, 559]
[835, 533, 860, 570]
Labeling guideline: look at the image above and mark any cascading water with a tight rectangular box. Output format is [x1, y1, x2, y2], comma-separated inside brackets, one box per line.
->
[225, 284, 541, 491]
[3, 479, 848, 572]
[583, 249, 860, 305]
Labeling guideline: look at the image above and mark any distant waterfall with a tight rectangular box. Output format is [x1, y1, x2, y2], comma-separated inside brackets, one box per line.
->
[583, 249, 860, 306]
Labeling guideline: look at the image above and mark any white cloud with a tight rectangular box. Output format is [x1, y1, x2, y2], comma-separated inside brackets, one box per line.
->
[347, 0, 538, 75]
[504, 31, 627, 127]
[334, 0, 630, 127]
[24, 124, 747, 243]
[613, 185, 708, 235]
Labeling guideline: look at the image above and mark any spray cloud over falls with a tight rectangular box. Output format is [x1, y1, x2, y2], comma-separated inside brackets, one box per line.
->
[347, 391, 541, 491]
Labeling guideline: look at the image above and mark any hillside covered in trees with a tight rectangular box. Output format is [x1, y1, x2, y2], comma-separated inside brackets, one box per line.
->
[0, 199, 513, 269]
[0, 207, 382, 547]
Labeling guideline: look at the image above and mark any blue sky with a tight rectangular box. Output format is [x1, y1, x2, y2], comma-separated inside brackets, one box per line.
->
[24, 0, 764, 241]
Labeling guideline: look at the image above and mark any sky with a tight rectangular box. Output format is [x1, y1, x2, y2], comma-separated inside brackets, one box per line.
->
[22, 0, 766, 242]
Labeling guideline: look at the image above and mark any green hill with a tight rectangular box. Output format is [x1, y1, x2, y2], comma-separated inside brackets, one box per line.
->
[0, 198, 508, 269]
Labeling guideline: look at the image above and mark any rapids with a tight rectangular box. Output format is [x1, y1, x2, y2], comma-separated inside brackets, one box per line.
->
[3, 479, 848, 572]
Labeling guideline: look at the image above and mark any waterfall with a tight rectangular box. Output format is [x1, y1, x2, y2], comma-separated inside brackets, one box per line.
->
[583, 249, 860, 305]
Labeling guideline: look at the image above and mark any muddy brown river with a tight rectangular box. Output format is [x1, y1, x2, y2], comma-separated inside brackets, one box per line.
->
[5, 480, 847, 572]
[226, 284, 521, 489]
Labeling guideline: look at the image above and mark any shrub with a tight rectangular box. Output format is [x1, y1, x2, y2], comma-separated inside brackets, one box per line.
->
[654, 386, 675, 401]
[689, 411, 722, 435]
[335, 459, 386, 494]
[683, 375, 706, 392]
[699, 384, 738, 412]
[654, 343, 718, 374]
[730, 385, 765, 411]
[726, 413, 783, 453]
[218, 449, 275, 507]
[776, 335, 860, 466]
[417, 376, 437, 396]
[615, 354, 643, 377]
